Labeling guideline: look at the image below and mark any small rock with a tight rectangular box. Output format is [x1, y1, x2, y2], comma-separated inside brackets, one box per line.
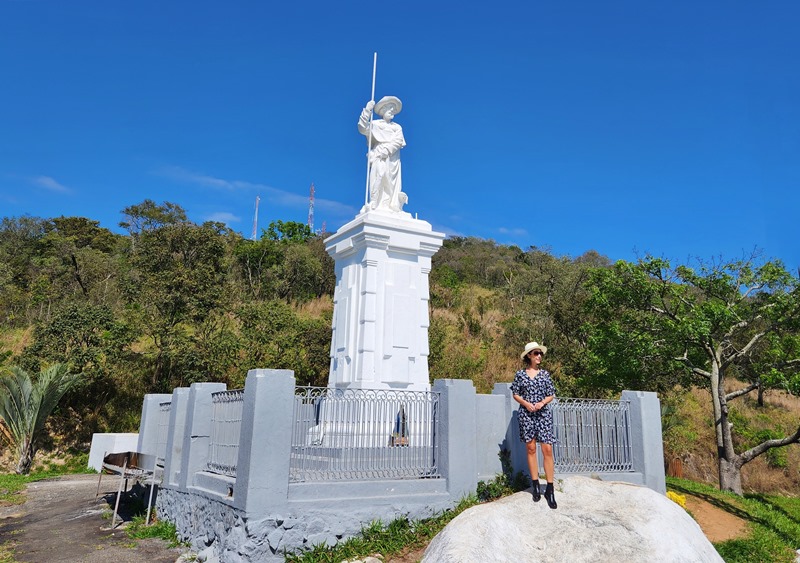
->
[340, 556, 384, 563]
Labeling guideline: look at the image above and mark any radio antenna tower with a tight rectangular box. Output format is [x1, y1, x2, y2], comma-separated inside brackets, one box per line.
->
[251, 196, 260, 241]
[308, 183, 315, 233]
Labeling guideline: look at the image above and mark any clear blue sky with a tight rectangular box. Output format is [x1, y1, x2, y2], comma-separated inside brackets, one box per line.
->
[1, 1, 798, 269]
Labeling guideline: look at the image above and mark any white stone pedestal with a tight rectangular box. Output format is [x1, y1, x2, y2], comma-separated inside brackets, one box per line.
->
[325, 210, 444, 392]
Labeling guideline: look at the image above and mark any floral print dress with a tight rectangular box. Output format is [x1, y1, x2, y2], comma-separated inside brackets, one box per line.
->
[510, 368, 557, 445]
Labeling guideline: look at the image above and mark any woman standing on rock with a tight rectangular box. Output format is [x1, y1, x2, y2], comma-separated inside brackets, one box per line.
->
[511, 342, 558, 509]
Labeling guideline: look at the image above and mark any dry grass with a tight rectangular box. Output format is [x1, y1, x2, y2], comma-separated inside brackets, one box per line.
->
[295, 295, 333, 318]
[429, 303, 522, 394]
[0, 326, 33, 358]
[763, 391, 800, 411]
[431, 307, 459, 324]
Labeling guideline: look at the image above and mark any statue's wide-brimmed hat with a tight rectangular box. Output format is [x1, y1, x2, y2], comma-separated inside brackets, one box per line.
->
[374, 96, 402, 117]
[520, 341, 548, 359]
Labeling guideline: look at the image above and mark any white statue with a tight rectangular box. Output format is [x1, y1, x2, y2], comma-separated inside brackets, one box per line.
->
[358, 96, 407, 213]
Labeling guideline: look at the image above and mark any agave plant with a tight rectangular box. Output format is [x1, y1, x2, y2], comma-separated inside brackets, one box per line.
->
[0, 364, 79, 474]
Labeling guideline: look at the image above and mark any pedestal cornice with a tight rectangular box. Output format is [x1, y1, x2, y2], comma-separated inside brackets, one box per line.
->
[325, 211, 444, 261]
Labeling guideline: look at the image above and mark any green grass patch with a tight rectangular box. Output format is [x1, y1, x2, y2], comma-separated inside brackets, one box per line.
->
[0, 540, 18, 563]
[285, 454, 531, 562]
[284, 495, 478, 563]
[0, 451, 92, 506]
[36, 451, 92, 475]
[126, 514, 184, 548]
[0, 473, 31, 506]
[667, 477, 800, 563]
[0, 470, 79, 506]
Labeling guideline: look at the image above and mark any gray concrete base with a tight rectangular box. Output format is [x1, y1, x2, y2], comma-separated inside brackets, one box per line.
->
[157, 479, 455, 562]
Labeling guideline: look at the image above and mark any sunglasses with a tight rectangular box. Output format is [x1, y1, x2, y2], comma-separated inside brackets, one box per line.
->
[530, 351, 543, 357]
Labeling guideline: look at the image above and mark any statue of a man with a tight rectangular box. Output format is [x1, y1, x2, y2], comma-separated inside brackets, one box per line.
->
[358, 95, 407, 212]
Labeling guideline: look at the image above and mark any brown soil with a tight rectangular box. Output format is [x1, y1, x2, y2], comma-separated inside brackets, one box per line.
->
[683, 493, 749, 543]
[0, 473, 186, 563]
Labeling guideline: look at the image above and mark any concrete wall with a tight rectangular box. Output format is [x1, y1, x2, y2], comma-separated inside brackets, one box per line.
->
[154, 370, 454, 562]
[622, 390, 666, 494]
[136, 393, 172, 456]
[144, 372, 666, 562]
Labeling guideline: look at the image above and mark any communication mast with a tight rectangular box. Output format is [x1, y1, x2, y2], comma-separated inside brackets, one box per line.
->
[251, 196, 260, 241]
[308, 183, 315, 233]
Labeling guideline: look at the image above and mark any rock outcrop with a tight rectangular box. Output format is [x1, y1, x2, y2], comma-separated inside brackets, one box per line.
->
[422, 476, 723, 562]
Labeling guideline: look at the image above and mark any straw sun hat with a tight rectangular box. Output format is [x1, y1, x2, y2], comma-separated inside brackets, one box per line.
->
[520, 341, 548, 359]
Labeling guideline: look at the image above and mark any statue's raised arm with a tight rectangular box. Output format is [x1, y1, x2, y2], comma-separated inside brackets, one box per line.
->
[358, 95, 407, 213]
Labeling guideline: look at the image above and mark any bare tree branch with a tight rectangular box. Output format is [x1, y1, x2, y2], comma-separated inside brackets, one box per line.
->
[722, 319, 750, 342]
[726, 382, 759, 401]
[722, 330, 766, 369]
[738, 282, 765, 302]
[739, 425, 800, 465]
[675, 354, 712, 378]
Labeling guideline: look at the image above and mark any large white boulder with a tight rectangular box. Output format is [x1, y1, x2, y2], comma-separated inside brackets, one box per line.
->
[422, 476, 723, 563]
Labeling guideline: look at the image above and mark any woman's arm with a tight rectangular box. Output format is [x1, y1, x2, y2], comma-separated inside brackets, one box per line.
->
[513, 393, 536, 413]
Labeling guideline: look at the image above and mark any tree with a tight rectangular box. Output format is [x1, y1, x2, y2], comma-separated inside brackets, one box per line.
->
[119, 200, 188, 236]
[51, 216, 117, 253]
[122, 221, 231, 389]
[19, 304, 135, 440]
[236, 300, 331, 386]
[0, 216, 53, 324]
[233, 237, 283, 300]
[585, 255, 800, 493]
[265, 220, 314, 243]
[0, 364, 79, 474]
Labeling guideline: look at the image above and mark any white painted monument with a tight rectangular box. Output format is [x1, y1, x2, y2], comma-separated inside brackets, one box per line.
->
[358, 95, 407, 214]
[325, 63, 444, 393]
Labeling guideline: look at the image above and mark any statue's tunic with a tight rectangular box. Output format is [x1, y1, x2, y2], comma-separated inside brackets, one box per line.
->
[358, 107, 406, 212]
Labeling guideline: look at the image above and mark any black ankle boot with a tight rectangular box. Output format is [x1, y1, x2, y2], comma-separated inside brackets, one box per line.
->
[531, 481, 541, 502]
[544, 483, 557, 509]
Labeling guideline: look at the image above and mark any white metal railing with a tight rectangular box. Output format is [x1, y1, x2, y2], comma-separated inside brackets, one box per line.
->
[201, 388, 631, 482]
[552, 398, 633, 473]
[157, 401, 171, 465]
[207, 389, 244, 477]
[290, 386, 440, 482]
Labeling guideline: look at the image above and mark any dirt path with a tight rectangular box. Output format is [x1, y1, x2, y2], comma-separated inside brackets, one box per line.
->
[0, 474, 187, 563]
[683, 494, 749, 543]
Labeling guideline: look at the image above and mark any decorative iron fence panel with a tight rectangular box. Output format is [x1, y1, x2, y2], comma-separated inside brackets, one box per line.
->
[290, 387, 440, 482]
[207, 389, 245, 477]
[157, 401, 171, 465]
[552, 398, 633, 473]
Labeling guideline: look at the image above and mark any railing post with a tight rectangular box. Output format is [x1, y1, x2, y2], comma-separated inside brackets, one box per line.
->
[621, 390, 666, 494]
[233, 369, 295, 516]
[432, 379, 478, 501]
[178, 382, 227, 491]
[163, 387, 189, 487]
[137, 393, 172, 456]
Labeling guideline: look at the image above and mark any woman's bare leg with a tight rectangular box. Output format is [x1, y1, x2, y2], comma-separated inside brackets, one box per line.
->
[526, 439, 540, 484]
[542, 442, 555, 483]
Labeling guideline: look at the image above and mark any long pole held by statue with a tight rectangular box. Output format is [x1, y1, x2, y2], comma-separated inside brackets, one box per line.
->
[364, 52, 377, 207]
